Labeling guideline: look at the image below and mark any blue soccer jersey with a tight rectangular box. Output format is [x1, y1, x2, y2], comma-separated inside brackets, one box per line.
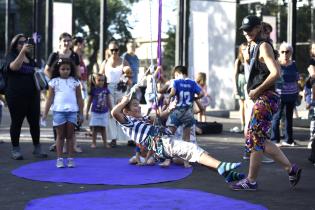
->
[173, 78, 202, 108]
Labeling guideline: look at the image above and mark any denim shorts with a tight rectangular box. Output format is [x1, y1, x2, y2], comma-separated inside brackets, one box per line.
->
[53, 111, 77, 127]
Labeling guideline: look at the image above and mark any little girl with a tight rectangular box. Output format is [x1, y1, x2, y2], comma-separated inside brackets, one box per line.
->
[86, 74, 111, 148]
[43, 58, 84, 168]
[196, 72, 211, 122]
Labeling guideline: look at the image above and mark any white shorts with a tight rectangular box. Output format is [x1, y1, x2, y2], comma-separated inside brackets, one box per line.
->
[161, 137, 205, 162]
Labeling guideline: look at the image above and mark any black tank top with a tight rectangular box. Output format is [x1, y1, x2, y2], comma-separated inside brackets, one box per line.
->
[247, 41, 276, 93]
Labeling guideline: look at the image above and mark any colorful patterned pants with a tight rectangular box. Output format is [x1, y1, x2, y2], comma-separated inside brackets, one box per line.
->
[245, 91, 279, 152]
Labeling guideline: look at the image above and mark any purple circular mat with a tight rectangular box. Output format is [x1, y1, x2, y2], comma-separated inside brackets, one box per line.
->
[25, 188, 267, 210]
[12, 158, 192, 185]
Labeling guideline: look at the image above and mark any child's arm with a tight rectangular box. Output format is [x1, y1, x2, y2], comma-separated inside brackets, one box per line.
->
[85, 95, 92, 120]
[76, 86, 84, 123]
[42, 86, 54, 120]
[111, 95, 130, 124]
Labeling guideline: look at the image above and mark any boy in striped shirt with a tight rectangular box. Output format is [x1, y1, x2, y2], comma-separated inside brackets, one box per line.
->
[111, 94, 245, 184]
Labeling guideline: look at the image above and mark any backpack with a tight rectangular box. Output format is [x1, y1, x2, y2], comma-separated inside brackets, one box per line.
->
[0, 61, 8, 94]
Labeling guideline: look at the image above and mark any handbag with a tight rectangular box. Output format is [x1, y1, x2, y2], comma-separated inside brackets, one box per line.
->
[0, 61, 8, 94]
[34, 68, 48, 91]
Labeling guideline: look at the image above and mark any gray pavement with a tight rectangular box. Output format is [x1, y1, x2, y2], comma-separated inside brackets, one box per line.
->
[0, 106, 314, 210]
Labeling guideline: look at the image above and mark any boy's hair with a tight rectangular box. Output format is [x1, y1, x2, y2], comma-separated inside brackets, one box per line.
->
[59, 32, 72, 41]
[173, 65, 188, 76]
[124, 97, 139, 111]
[51, 58, 76, 79]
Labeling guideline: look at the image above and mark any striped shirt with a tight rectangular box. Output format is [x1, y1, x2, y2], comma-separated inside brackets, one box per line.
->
[119, 115, 172, 147]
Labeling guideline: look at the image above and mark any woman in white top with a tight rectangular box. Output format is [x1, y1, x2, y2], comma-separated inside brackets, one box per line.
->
[100, 40, 132, 147]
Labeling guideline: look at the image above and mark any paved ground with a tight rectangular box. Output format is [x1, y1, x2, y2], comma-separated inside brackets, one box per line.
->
[0, 106, 314, 210]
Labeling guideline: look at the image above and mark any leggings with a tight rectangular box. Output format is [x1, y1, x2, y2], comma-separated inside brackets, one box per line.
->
[6, 93, 40, 147]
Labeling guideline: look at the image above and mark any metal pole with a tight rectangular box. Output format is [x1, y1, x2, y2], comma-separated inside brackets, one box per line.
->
[183, 0, 189, 67]
[287, 0, 297, 59]
[45, 0, 53, 60]
[311, 0, 315, 41]
[175, 0, 184, 66]
[100, 0, 107, 61]
[5, 0, 11, 54]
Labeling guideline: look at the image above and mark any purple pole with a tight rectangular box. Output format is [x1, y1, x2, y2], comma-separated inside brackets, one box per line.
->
[157, 0, 162, 67]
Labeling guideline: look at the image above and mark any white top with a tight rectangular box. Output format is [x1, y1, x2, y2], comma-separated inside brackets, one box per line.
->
[105, 63, 123, 84]
[49, 77, 80, 112]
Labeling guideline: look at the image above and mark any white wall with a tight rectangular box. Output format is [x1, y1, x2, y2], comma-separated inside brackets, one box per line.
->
[189, 0, 237, 110]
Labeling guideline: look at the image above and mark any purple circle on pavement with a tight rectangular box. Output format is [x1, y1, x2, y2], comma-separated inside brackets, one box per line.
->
[12, 158, 193, 185]
[25, 188, 267, 210]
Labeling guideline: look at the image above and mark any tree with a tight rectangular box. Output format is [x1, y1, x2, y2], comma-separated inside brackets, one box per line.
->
[73, 0, 134, 72]
[163, 25, 176, 76]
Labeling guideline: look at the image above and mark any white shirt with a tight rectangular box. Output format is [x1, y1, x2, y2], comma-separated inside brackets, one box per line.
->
[105, 63, 123, 84]
[49, 77, 80, 112]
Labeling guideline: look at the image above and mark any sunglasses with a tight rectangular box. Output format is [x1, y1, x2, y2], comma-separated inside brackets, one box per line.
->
[97, 79, 105, 81]
[60, 68, 70, 71]
[17, 40, 26, 45]
[110, 48, 119, 53]
[281, 50, 290, 54]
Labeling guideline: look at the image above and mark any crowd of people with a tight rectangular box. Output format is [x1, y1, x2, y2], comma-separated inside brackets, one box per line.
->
[2, 14, 314, 191]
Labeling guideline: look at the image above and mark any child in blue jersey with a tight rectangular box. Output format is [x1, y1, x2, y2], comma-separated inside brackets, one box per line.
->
[86, 74, 111, 148]
[112, 93, 245, 184]
[163, 65, 203, 168]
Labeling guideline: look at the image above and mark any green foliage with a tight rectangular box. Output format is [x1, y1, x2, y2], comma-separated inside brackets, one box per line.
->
[163, 25, 176, 76]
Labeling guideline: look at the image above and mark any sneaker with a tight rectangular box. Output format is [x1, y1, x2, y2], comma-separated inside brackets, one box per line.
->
[281, 141, 297, 147]
[56, 158, 65, 168]
[288, 164, 302, 187]
[67, 158, 75, 168]
[74, 145, 82, 153]
[11, 147, 23, 160]
[33, 144, 48, 158]
[307, 141, 312, 149]
[261, 156, 274, 164]
[49, 143, 56, 152]
[231, 178, 258, 191]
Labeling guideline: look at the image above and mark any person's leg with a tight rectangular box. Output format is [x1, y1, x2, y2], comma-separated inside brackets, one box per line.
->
[264, 140, 291, 172]
[271, 101, 284, 144]
[284, 102, 295, 144]
[55, 125, 66, 158]
[239, 99, 245, 130]
[91, 126, 97, 148]
[65, 122, 75, 158]
[183, 126, 192, 168]
[100, 127, 110, 148]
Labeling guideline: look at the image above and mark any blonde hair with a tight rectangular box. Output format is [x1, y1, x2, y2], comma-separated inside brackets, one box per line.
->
[196, 72, 206, 86]
[279, 41, 293, 53]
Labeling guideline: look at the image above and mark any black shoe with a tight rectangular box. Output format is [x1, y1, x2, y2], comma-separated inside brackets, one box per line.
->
[127, 140, 136, 147]
[33, 144, 48, 158]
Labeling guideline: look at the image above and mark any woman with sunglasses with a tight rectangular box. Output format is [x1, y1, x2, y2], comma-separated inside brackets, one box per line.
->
[4, 34, 47, 160]
[271, 42, 299, 147]
[231, 15, 301, 191]
[100, 40, 132, 147]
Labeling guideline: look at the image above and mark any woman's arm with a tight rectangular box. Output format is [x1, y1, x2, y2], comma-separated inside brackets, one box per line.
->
[9, 44, 32, 71]
[44, 65, 52, 79]
[85, 95, 92, 120]
[99, 60, 106, 75]
[249, 42, 280, 100]
[76, 86, 84, 122]
[42, 86, 54, 120]
[233, 58, 240, 94]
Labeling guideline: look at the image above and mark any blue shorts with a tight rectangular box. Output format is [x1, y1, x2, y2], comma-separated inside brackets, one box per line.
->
[53, 111, 77, 127]
[166, 107, 195, 128]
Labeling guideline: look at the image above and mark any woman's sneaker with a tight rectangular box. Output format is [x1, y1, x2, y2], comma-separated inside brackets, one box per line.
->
[11, 147, 23, 160]
[289, 164, 302, 187]
[56, 158, 65, 168]
[231, 178, 258, 191]
[67, 158, 75, 168]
